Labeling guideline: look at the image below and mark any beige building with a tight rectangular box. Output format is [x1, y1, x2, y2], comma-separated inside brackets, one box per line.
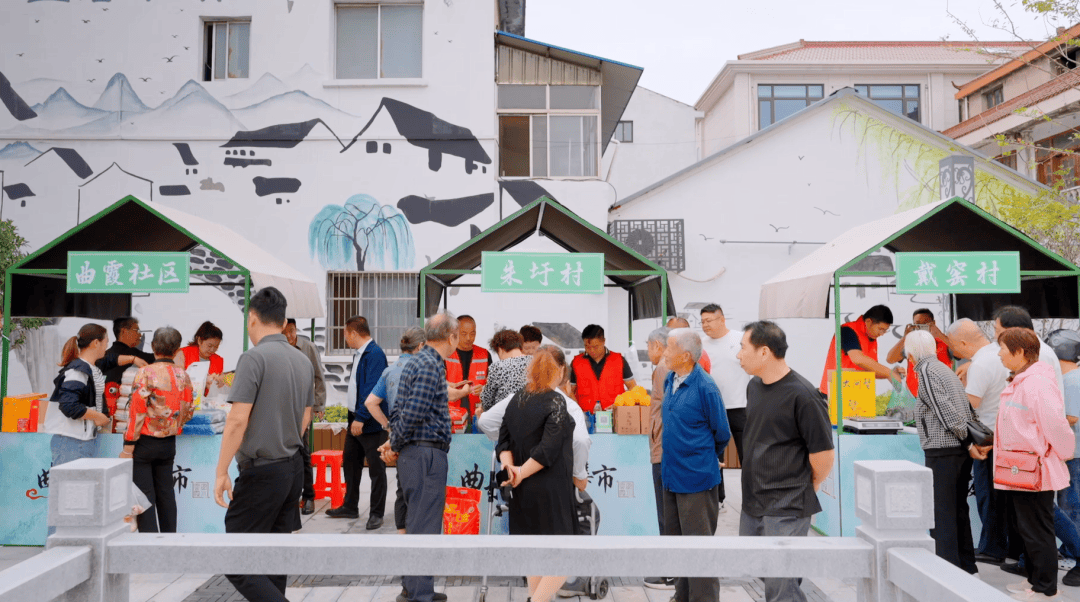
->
[693, 40, 1031, 157]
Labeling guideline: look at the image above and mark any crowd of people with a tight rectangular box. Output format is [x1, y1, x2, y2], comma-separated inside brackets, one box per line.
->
[40, 286, 1080, 602]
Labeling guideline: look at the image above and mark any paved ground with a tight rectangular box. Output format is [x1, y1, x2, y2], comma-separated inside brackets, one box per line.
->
[5, 467, 1077, 601]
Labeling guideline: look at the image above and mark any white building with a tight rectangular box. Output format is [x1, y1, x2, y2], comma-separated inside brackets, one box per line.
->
[0, 1, 642, 402]
[694, 40, 1031, 157]
[608, 89, 1047, 383]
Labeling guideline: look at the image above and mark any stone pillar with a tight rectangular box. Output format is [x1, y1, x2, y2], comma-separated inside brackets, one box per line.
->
[47, 458, 132, 602]
[854, 460, 935, 602]
[939, 156, 975, 202]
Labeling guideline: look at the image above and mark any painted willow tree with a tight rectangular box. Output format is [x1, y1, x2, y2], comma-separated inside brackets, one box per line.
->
[308, 193, 416, 271]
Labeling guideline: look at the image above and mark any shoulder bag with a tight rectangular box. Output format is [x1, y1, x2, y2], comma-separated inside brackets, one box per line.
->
[921, 387, 993, 447]
[993, 449, 1043, 491]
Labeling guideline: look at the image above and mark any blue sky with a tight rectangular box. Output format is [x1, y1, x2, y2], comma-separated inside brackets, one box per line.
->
[526, 0, 1058, 105]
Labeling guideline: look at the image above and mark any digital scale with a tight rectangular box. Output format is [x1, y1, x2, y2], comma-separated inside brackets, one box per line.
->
[842, 416, 904, 435]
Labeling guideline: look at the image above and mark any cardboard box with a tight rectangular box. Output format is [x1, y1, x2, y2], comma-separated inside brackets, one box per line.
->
[2, 393, 45, 433]
[613, 406, 641, 435]
[638, 406, 652, 435]
[826, 369, 875, 425]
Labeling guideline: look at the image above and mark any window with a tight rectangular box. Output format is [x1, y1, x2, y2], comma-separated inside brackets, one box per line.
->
[614, 121, 633, 143]
[757, 85, 823, 129]
[1055, 46, 1080, 73]
[336, 4, 422, 79]
[497, 85, 600, 178]
[326, 272, 419, 355]
[985, 87, 1004, 110]
[855, 85, 920, 123]
[203, 20, 250, 81]
[994, 153, 1017, 170]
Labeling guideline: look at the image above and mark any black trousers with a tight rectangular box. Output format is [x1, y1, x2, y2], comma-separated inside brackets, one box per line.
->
[301, 426, 314, 501]
[924, 450, 977, 574]
[395, 468, 408, 530]
[131, 436, 177, 534]
[717, 408, 746, 504]
[1007, 489, 1058, 596]
[664, 485, 720, 602]
[342, 427, 389, 516]
[225, 452, 304, 602]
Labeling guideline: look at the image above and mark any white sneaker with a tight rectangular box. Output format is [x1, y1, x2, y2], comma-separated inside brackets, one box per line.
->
[1007, 582, 1032, 593]
[1059, 557, 1076, 571]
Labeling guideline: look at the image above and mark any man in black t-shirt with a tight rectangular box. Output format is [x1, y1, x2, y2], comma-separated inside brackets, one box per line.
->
[736, 321, 834, 602]
[97, 317, 155, 384]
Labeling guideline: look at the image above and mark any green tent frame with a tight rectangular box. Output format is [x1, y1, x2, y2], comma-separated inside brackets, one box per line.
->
[1, 195, 255, 401]
[828, 197, 1080, 426]
[418, 196, 674, 342]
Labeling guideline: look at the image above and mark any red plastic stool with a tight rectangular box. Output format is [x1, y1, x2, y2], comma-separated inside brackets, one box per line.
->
[312, 450, 346, 508]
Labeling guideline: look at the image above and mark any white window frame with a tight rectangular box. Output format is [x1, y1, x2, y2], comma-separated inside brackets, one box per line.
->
[203, 19, 251, 81]
[332, 1, 424, 82]
[614, 121, 633, 143]
[497, 85, 602, 180]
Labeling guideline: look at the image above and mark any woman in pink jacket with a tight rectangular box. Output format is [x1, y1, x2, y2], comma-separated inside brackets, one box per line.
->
[988, 328, 1074, 601]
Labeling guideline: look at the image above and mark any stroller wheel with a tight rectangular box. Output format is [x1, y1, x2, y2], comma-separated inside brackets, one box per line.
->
[596, 579, 609, 600]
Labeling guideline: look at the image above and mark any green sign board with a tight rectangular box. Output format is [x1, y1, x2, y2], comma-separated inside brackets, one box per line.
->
[481, 252, 604, 294]
[895, 252, 1020, 294]
[67, 252, 190, 294]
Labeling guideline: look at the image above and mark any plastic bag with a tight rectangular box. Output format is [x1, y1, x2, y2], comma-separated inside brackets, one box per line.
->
[443, 486, 482, 535]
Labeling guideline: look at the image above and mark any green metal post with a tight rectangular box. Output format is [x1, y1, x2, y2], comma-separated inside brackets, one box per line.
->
[661, 271, 668, 325]
[242, 274, 251, 352]
[310, 319, 316, 341]
[419, 271, 427, 321]
[833, 272, 844, 536]
[0, 271, 11, 406]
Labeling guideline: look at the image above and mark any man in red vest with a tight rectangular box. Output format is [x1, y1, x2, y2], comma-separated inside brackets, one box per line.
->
[445, 315, 490, 421]
[819, 305, 902, 395]
[885, 309, 952, 396]
[569, 324, 637, 413]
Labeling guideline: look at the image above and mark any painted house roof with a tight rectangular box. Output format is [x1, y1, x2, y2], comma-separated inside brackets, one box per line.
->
[944, 69, 1080, 139]
[612, 88, 1047, 212]
[24, 147, 92, 179]
[738, 40, 1030, 63]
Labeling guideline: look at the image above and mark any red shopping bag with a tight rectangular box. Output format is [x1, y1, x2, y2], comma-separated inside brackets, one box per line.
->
[443, 486, 482, 535]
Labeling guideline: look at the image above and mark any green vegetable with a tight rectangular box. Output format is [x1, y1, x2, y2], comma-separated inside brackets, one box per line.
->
[323, 406, 349, 423]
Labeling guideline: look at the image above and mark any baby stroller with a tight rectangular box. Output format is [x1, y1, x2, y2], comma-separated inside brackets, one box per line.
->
[478, 452, 512, 602]
[560, 490, 610, 600]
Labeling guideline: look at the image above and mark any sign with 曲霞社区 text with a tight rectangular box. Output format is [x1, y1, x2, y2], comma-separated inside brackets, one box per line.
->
[67, 251, 190, 294]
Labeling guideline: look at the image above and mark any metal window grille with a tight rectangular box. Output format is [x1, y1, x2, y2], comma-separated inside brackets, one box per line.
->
[326, 271, 420, 356]
[608, 219, 685, 272]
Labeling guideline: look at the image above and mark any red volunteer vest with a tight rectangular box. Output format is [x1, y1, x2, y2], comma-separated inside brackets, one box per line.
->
[180, 345, 224, 376]
[572, 351, 627, 413]
[445, 346, 489, 416]
[819, 317, 877, 394]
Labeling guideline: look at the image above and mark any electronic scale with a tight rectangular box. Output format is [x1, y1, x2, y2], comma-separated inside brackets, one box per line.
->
[842, 416, 904, 435]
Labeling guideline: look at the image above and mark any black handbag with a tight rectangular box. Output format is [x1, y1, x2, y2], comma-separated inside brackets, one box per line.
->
[924, 393, 993, 447]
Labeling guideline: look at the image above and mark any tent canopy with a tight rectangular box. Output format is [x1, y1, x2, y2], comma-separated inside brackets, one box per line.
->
[419, 196, 676, 320]
[759, 198, 1080, 321]
[9, 195, 323, 320]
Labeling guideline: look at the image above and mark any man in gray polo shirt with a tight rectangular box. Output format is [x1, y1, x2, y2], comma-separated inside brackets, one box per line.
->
[215, 286, 314, 602]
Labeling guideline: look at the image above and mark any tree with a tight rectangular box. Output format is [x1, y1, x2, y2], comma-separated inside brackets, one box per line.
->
[0, 219, 43, 348]
[947, 1, 1080, 264]
[308, 194, 415, 271]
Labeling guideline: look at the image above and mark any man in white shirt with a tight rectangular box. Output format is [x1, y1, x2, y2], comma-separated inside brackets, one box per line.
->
[948, 318, 1010, 565]
[992, 306, 1064, 393]
[699, 303, 751, 510]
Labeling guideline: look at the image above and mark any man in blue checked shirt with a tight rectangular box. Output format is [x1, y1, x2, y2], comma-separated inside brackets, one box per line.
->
[381, 312, 467, 602]
[662, 328, 730, 602]
[326, 315, 388, 529]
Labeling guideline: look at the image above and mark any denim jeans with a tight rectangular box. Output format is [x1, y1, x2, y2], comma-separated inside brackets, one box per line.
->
[1015, 503, 1080, 565]
[1058, 459, 1080, 530]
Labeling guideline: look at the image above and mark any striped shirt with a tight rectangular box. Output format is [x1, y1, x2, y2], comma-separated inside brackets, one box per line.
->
[389, 345, 451, 451]
[914, 357, 973, 450]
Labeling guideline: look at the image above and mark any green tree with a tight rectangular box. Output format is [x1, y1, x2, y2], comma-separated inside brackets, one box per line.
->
[0, 219, 43, 347]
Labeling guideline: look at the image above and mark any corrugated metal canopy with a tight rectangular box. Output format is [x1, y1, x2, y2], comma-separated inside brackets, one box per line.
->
[420, 197, 675, 320]
[759, 198, 1080, 321]
[496, 32, 643, 155]
[11, 195, 324, 319]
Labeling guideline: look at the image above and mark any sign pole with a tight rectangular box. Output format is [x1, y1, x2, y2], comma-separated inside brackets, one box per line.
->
[0, 270, 12, 404]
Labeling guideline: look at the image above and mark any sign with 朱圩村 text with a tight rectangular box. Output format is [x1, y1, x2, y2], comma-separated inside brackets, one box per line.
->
[894, 252, 1020, 294]
[480, 252, 604, 294]
[67, 251, 190, 294]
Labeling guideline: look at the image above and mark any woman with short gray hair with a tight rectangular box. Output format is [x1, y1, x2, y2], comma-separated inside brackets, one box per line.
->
[120, 326, 196, 533]
[906, 330, 979, 574]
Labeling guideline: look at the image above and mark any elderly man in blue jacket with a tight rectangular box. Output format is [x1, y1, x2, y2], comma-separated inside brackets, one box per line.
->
[662, 328, 730, 602]
[327, 315, 388, 529]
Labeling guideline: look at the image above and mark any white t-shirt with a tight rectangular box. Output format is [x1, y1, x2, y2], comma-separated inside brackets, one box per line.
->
[965, 343, 1009, 432]
[700, 330, 750, 410]
[1039, 340, 1065, 394]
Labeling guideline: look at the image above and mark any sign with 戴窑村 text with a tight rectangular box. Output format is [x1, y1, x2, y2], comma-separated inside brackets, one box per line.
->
[895, 252, 1020, 294]
[480, 252, 604, 294]
[67, 251, 190, 293]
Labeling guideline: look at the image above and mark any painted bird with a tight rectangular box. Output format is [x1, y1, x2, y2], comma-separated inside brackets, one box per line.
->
[163, 56, 177, 62]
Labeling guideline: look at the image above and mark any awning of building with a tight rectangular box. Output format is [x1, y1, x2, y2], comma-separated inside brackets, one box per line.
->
[495, 31, 643, 155]
[759, 198, 1080, 320]
[9, 195, 323, 320]
[419, 196, 675, 320]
